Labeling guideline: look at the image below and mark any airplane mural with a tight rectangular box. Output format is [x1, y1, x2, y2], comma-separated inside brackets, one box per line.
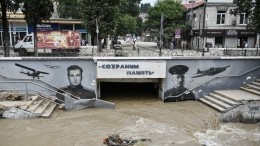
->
[192, 65, 231, 78]
[15, 63, 49, 79]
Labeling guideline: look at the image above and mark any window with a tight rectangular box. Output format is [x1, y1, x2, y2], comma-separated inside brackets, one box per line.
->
[217, 11, 225, 24]
[215, 37, 224, 48]
[24, 36, 32, 42]
[239, 13, 248, 24]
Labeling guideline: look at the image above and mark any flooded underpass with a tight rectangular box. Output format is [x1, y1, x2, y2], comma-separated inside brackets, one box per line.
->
[0, 82, 260, 146]
[100, 82, 159, 101]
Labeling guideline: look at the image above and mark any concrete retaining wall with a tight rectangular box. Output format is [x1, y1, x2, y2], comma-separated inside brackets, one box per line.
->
[0, 57, 259, 102]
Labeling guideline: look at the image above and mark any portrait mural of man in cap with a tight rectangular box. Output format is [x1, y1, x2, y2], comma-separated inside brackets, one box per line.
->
[164, 65, 195, 102]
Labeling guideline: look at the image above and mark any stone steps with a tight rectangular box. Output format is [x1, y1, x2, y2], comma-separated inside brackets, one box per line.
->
[208, 93, 240, 106]
[41, 102, 57, 118]
[33, 100, 51, 116]
[240, 86, 260, 96]
[199, 79, 260, 113]
[240, 79, 260, 96]
[199, 98, 227, 113]
[251, 81, 260, 87]
[245, 84, 260, 91]
[26, 96, 58, 117]
[204, 95, 233, 110]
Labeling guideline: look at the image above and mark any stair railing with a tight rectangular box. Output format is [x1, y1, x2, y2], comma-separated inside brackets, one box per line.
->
[0, 79, 80, 104]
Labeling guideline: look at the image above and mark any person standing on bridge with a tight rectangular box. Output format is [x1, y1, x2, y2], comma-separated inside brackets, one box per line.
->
[164, 65, 195, 102]
[56, 65, 96, 102]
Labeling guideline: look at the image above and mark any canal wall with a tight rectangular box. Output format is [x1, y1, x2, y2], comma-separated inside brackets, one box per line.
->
[0, 57, 259, 101]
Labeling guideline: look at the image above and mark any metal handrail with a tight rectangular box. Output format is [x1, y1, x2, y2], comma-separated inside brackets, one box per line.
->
[0, 77, 80, 102]
[165, 66, 260, 99]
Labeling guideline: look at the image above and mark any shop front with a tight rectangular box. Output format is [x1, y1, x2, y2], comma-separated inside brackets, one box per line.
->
[201, 29, 257, 48]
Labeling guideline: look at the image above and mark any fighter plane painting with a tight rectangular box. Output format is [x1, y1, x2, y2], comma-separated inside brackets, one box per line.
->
[15, 63, 49, 79]
[192, 65, 231, 78]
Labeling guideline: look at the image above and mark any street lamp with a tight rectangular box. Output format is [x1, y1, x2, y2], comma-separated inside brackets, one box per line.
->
[197, 11, 207, 51]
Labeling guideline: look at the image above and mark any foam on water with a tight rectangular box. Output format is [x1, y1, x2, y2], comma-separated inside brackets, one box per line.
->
[118, 116, 196, 145]
[194, 123, 260, 146]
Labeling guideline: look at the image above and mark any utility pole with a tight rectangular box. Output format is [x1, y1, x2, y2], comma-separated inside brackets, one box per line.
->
[190, 1, 194, 50]
[159, 13, 164, 56]
[197, 13, 202, 51]
[96, 18, 101, 52]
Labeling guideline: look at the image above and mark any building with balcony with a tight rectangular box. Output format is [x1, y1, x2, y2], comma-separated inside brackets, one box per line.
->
[185, 0, 258, 49]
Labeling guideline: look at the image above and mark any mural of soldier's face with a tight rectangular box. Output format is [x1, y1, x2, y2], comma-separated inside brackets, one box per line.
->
[68, 69, 82, 86]
[171, 74, 184, 88]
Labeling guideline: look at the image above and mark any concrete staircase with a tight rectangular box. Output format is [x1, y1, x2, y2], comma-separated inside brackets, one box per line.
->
[199, 79, 260, 113]
[21, 95, 58, 118]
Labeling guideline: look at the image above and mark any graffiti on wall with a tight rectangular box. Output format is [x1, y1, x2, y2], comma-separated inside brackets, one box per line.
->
[164, 64, 232, 102]
[0, 60, 96, 102]
[15, 63, 49, 79]
[55, 65, 96, 101]
[192, 66, 231, 78]
[164, 65, 195, 102]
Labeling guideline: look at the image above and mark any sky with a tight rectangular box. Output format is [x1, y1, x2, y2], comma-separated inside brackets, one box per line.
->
[140, 0, 157, 6]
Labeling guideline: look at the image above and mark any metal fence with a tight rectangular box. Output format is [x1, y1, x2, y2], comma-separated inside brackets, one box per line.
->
[0, 46, 259, 57]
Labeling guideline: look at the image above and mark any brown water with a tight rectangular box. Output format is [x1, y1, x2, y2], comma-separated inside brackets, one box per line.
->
[0, 97, 259, 146]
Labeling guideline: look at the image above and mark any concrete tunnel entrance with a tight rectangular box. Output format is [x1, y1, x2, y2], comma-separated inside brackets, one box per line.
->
[99, 81, 161, 101]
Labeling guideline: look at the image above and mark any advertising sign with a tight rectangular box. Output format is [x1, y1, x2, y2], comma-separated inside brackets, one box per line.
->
[37, 31, 80, 49]
[97, 61, 166, 78]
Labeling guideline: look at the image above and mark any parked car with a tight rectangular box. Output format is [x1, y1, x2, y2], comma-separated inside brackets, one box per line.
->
[112, 40, 122, 50]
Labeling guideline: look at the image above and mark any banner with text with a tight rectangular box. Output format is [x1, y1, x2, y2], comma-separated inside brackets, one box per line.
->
[97, 61, 166, 78]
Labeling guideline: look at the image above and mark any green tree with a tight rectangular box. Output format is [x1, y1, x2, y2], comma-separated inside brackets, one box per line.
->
[140, 3, 151, 13]
[56, 0, 81, 19]
[0, 0, 23, 57]
[230, 0, 260, 32]
[146, 0, 184, 44]
[22, 0, 54, 56]
[115, 0, 141, 38]
[78, 0, 120, 51]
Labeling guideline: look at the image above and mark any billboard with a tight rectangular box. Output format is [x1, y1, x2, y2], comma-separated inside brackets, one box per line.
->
[37, 31, 80, 49]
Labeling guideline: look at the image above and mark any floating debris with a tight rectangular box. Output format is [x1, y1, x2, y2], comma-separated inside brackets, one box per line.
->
[103, 134, 151, 146]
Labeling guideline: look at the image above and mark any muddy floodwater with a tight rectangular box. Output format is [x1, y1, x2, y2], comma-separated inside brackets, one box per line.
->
[0, 95, 260, 146]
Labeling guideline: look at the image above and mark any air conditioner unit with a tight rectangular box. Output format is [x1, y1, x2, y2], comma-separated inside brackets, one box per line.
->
[232, 20, 236, 26]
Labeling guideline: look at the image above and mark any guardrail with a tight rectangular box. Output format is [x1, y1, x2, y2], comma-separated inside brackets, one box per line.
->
[0, 77, 81, 105]
[1, 46, 259, 57]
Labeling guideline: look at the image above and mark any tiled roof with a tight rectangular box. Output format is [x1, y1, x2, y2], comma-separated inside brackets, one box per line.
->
[183, 2, 205, 11]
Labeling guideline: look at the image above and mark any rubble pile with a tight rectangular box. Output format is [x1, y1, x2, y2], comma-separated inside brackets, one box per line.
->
[0, 91, 26, 101]
[0, 92, 59, 119]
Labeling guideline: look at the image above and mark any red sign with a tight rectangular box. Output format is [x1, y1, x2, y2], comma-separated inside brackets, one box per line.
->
[37, 31, 80, 49]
